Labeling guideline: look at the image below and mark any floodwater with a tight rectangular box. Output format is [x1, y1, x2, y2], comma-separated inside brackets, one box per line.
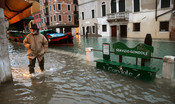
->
[0, 36, 175, 104]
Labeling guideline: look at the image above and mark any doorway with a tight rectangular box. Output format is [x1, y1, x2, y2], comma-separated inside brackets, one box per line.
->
[111, 26, 117, 37]
[82, 27, 85, 35]
[120, 25, 127, 38]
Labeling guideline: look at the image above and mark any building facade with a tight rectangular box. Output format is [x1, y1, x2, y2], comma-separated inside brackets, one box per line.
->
[79, 0, 175, 39]
[40, 0, 79, 33]
[32, 11, 42, 30]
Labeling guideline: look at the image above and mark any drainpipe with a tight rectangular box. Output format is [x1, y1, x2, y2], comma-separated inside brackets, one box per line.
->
[155, 0, 158, 21]
[156, 0, 174, 21]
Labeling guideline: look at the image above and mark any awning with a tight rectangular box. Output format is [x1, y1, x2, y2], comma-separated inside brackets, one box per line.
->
[8, 16, 34, 31]
[3, 0, 40, 24]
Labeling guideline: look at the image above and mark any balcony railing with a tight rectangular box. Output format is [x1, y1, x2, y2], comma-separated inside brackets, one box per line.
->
[107, 12, 129, 21]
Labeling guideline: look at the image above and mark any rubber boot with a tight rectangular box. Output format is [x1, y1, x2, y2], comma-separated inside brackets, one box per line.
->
[29, 68, 35, 74]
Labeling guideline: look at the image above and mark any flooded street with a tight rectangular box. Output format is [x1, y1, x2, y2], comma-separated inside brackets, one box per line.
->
[0, 36, 175, 104]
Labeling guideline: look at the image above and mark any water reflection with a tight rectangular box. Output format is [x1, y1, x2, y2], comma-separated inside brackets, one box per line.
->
[0, 39, 175, 104]
[50, 36, 175, 75]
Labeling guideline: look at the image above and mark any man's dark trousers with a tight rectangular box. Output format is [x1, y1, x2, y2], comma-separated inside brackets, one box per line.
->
[28, 57, 44, 74]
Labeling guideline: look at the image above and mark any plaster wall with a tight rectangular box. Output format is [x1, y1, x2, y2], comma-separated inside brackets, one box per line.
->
[0, 8, 12, 84]
[79, 0, 98, 35]
[128, 10, 171, 39]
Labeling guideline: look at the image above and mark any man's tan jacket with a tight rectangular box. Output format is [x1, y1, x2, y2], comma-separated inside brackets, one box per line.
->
[23, 33, 48, 61]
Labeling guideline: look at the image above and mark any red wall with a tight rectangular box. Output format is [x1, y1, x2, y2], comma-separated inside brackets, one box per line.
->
[32, 12, 42, 30]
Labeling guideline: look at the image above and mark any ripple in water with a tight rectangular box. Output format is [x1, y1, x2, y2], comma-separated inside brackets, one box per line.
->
[0, 41, 175, 104]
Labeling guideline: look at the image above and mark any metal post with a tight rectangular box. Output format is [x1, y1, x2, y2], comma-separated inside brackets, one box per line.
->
[136, 58, 138, 65]
[119, 55, 122, 63]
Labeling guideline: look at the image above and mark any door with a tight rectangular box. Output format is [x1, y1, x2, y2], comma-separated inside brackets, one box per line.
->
[111, 26, 117, 37]
[120, 25, 127, 38]
[82, 27, 85, 35]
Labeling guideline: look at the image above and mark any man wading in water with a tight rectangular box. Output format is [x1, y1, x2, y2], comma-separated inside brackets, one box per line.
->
[23, 24, 48, 74]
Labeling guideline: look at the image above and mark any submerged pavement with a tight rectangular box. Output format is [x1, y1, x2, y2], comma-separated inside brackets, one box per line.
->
[0, 41, 175, 104]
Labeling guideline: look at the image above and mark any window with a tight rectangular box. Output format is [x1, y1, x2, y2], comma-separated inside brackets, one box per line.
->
[102, 25, 107, 32]
[160, 21, 169, 31]
[134, 0, 140, 12]
[53, 4, 55, 10]
[133, 23, 140, 31]
[92, 10, 95, 18]
[111, 0, 116, 13]
[119, 0, 125, 12]
[54, 15, 56, 21]
[82, 12, 84, 20]
[58, 4, 61, 10]
[102, 2, 106, 16]
[47, 17, 49, 23]
[39, 14, 41, 18]
[68, 4, 71, 11]
[161, 0, 170, 8]
[92, 26, 95, 33]
[74, 5, 77, 11]
[68, 15, 71, 21]
[50, 16, 52, 22]
[50, 6, 52, 11]
[58, 15, 62, 21]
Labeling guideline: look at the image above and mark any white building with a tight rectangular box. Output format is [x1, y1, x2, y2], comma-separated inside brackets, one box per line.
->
[79, 0, 175, 39]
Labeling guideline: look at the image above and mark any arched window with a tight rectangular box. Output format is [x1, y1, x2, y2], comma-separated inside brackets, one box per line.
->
[111, 0, 116, 13]
[102, 2, 106, 16]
